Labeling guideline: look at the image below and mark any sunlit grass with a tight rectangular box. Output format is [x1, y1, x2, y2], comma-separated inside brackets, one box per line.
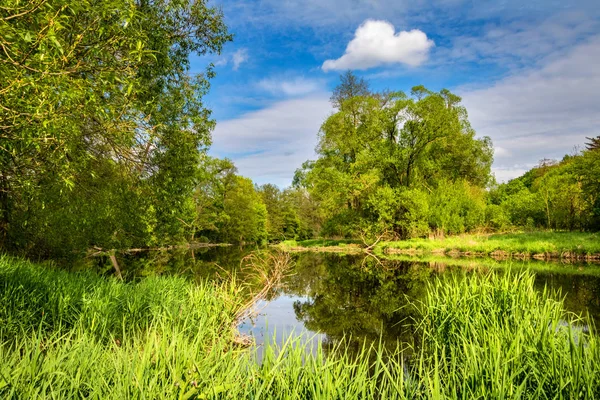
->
[1, 255, 599, 398]
[379, 231, 600, 257]
[417, 270, 600, 398]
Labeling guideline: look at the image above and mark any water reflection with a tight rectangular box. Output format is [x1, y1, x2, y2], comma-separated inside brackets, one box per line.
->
[84, 247, 600, 352]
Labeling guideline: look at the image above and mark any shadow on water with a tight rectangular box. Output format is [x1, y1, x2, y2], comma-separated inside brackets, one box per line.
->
[81, 247, 600, 357]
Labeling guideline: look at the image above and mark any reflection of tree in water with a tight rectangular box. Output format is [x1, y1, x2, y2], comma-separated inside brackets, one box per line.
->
[533, 272, 600, 327]
[286, 254, 600, 354]
[82, 246, 254, 282]
[286, 253, 447, 353]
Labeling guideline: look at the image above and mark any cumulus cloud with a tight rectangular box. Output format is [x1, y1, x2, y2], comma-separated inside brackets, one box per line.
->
[211, 95, 332, 186]
[257, 77, 324, 96]
[460, 36, 600, 182]
[232, 48, 249, 70]
[322, 20, 434, 71]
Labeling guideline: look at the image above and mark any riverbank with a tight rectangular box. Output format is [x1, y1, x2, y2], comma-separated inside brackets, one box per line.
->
[1, 254, 599, 398]
[279, 232, 600, 261]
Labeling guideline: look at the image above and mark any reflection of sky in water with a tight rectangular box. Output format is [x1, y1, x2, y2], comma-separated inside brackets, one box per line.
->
[238, 293, 325, 359]
[98, 247, 600, 353]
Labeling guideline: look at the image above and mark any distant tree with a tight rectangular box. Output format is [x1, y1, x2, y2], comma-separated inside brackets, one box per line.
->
[585, 136, 600, 151]
[220, 176, 267, 244]
[298, 78, 493, 238]
[330, 71, 370, 108]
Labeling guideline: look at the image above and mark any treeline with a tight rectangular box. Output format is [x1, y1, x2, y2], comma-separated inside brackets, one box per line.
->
[192, 157, 319, 244]
[283, 73, 599, 240]
[488, 144, 600, 232]
[0, 0, 318, 258]
[1, 0, 598, 261]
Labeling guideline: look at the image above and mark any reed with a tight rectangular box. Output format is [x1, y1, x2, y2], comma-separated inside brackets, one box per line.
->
[416, 270, 600, 398]
[1, 254, 599, 398]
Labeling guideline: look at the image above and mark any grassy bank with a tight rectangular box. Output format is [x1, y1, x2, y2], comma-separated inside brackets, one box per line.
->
[0, 255, 407, 398]
[281, 232, 600, 260]
[383, 253, 600, 276]
[1, 255, 599, 398]
[377, 232, 600, 259]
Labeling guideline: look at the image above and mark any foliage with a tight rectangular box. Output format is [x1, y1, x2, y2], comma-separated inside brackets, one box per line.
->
[428, 180, 486, 235]
[0, 0, 231, 254]
[218, 176, 267, 244]
[490, 149, 600, 232]
[296, 72, 494, 239]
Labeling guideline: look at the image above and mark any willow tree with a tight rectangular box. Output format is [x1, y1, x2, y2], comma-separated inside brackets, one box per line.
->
[296, 73, 493, 238]
[0, 0, 231, 255]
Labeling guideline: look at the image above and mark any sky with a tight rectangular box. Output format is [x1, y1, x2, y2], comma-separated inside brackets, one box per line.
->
[194, 0, 600, 187]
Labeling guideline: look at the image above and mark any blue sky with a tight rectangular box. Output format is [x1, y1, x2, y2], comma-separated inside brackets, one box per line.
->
[194, 0, 600, 187]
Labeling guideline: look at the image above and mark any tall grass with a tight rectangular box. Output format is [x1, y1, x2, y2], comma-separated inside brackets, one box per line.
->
[1, 254, 599, 398]
[417, 271, 600, 398]
[0, 255, 409, 399]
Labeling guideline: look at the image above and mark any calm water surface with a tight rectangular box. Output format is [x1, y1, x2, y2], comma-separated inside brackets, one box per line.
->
[88, 246, 600, 352]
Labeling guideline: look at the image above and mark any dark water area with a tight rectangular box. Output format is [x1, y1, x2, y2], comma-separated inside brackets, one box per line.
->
[83, 247, 600, 353]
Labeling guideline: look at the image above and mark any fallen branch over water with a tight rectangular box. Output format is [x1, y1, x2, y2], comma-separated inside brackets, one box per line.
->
[234, 251, 293, 325]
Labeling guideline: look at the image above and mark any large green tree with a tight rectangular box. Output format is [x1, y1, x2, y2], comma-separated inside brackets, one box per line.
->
[0, 0, 231, 254]
[296, 72, 493, 239]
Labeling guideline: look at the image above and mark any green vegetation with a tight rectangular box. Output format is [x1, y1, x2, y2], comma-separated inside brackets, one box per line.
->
[378, 232, 600, 258]
[0, 255, 405, 398]
[280, 232, 600, 259]
[419, 271, 600, 398]
[1, 1, 599, 397]
[382, 253, 600, 277]
[291, 72, 600, 242]
[2, 255, 600, 398]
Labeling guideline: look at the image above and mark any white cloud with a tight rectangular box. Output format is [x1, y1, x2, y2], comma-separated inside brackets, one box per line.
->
[211, 48, 249, 71]
[460, 36, 600, 182]
[322, 20, 434, 71]
[214, 57, 228, 67]
[210, 95, 332, 187]
[442, 12, 599, 70]
[257, 77, 324, 97]
[232, 48, 249, 71]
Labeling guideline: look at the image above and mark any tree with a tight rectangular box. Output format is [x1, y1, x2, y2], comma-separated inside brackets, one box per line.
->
[571, 148, 600, 230]
[220, 176, 267, 244]
[0, 0, 231, 254]
[330, 71, 370, 109]
[297, 76, 493, 239]
[585, 136, 600, 151]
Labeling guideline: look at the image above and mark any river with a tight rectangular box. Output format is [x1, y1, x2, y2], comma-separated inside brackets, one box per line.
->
[84, 246, 600, 355]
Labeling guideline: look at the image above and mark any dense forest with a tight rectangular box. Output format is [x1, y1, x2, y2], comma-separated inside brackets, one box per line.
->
[1, 3, 599, 261]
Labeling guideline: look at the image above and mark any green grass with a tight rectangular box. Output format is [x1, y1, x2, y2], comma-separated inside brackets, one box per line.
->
[0, 255, 408, 399]
[1, 254, 599, 398]
[418, 271, 600, 398]
[378, 231, 600, 258]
